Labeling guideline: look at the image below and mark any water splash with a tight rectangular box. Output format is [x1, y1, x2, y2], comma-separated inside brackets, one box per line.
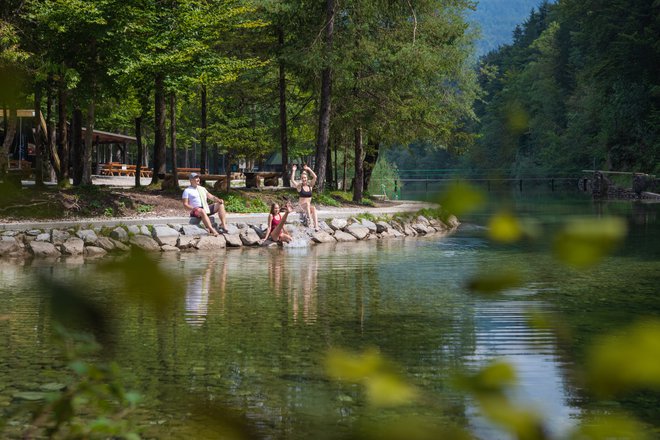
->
[284, 227, 312, 248]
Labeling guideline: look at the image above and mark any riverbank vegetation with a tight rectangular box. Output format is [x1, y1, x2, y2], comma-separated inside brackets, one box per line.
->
[466, 0, 660, 176]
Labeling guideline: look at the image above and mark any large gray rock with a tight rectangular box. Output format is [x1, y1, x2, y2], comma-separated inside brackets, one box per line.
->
[181, 225, 208, 236]
[76, 229, 98, 245]
[61, 237, 85, 255]
[403, 224, 417, 236]
[446, 215, 460, 228]
[0, 238, 20, 256]
[96, 237, 116, 252]
[110, 227, 128, 242]
[261, 240, 279, 248]
[345, 223, 370, 240]
[412, 223, 431, 234]
[235, 222, 249, 230]
[333, 230, 357, 242]
[250, 224, 267, 239]
[35, 233, 51, 242]
[160, 244, 180, 252]
[110, 238, 130, 252]
[29, 241, 61, 258]
[224, 234, 243, 247]
[195, 235, 226, 250]
[1, 230, 19, 237]
[152, 225, 180, 246]
[376, 221, 390, 233]
[390, 228, 405, 238]
[139, 225, 151, 236]
[222, 224, 240, 235]
[26, 229, 42, 236]
[416, 215, 431, 226]
[239, 228, 261, 246]
[329, 218, 348, 231]
[51, 229, 71, 245]
[360, 219, 378, 233]
[129, 235, 161, 252]
[127, 225, 141, 236]
[429, 219, 448, 230]
[177, 235, 198, 249]
[319, 221, 334, 233]
[311, 230, 336, 243]
[84, 246, 107, 258]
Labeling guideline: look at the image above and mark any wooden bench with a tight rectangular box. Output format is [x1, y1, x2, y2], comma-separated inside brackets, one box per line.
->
[6, 160, 34, 179]
[175, 168, 242, 180]
[244, 171, 282, 188]
[99, 162, 151, 177]
[163, 173, 228, 190]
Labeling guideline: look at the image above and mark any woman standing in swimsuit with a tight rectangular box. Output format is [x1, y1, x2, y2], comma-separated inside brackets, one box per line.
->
[263, 201, 293, 243]
[290, 164, 319, 231]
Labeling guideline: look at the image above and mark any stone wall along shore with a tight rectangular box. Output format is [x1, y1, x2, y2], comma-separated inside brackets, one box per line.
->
[0, 213, 460, 260]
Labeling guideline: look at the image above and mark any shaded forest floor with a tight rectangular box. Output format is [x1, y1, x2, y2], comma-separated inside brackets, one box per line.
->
[0, 182, 395, 223]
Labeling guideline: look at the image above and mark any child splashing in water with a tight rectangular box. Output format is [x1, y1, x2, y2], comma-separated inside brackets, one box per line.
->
[263, 201, 293, 244]
[290, 164, 319, 231]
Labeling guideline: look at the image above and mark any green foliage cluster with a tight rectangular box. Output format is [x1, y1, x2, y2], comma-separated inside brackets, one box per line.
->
[220, 192, 269, 213]
[468, 0, 660, 176]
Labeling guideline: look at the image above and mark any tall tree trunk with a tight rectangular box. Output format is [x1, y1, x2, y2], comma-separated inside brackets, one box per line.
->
[57, 75, 69, 186]
[326, 136, 333, 190]
[212, 145, 219, 174]
[363, 141, 380, 192]
[278, 27, 290, 185]
[134, 115, 142, 187]
[82, 97, 94, 185]
[169, 92, 179, 190]
[353, 127, 363, 202]
[34, 85, 45, 187]
[200, 84, 207, 174]
[1, 107, 17, 176]
[72, 107, 83, 185]
[151, 73, 166, 184]
[334, 134, 338, 189]
[46, 74, 60, 179]
[342, 140, 348, 191]
[225, 151, 233, 192]
[314, 0, 335, 192]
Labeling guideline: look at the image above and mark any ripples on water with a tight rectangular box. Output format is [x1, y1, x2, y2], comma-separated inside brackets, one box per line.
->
[1, 194, 658, 439]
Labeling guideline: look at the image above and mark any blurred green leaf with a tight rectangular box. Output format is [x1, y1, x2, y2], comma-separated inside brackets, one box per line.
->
[553, 217, 627, 268]
[488, 212, 523, 243]
[98, 248, 184, 313]
[570, 413, 652, 440]
[365, 373, 417, 407]
[466, 269, 523, 294]
[436, 181, 486, 217]
[587, 319, 660, 397]
[356, 416, 471, 440]
[326, 348, 383, 382]
[455, 360, 517, 395]
[479, 395, 545, 440]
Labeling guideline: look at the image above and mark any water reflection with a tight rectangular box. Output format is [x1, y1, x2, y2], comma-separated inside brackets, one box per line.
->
[1, 196, 658, 439]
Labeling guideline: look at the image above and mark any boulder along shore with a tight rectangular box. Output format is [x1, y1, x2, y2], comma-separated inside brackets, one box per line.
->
[0, 210, 459, 260]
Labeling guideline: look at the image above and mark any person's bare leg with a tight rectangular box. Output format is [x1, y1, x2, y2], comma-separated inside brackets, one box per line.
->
[200, 211, 218, 236]
[213, 202, 228, 230]
[301, 201, 312, 226]
[310, 205, 319, 230]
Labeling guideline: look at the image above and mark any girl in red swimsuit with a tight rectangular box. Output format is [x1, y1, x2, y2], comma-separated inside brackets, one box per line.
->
[263, 202, 293, 243]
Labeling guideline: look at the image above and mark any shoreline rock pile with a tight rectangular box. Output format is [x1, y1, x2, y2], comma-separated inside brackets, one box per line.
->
[0, 214, 460, 260]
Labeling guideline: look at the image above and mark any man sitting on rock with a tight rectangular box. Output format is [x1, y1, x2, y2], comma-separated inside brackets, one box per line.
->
[182, 173, 228, 236]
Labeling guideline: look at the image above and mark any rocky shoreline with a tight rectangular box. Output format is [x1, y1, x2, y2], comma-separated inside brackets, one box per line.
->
[0, 213, 460, 260]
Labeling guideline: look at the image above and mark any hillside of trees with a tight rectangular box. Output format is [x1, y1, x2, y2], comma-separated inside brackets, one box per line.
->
[466, 0, 660, 176]
[0, 0, 478, 202]
[469, 0, 547, 56]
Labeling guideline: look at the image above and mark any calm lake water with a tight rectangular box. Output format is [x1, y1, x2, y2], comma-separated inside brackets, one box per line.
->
[1, 189, 659, 439]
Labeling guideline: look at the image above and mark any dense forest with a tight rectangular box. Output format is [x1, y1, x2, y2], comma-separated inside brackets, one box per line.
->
[0, 0, 477, 201]
[466, 0, 660, 176]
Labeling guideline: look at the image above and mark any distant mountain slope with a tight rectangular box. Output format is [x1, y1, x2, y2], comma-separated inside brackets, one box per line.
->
[469, 0, 549, 56]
